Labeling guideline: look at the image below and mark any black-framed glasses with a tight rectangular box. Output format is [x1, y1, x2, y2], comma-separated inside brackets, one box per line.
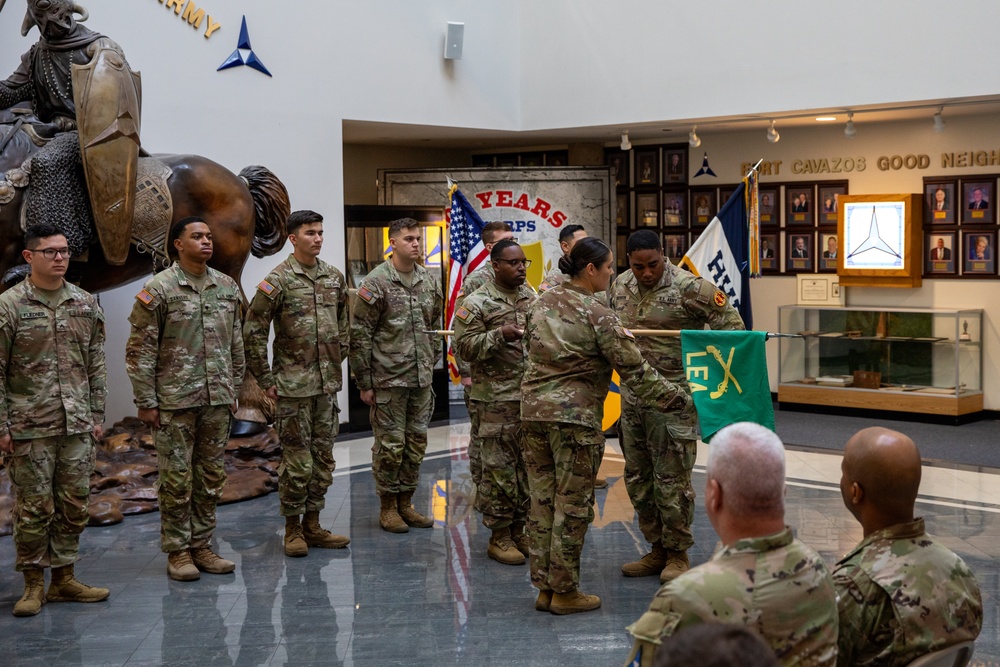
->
[30, 247, 71, 259]
[495, 258, 531, 268]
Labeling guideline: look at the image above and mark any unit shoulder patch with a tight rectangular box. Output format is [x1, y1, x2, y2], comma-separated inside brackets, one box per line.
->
[714, 290, 727, 307]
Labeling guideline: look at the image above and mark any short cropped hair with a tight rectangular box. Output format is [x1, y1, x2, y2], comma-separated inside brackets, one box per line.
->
[388, 217, 420, 239]
[558, 224, 586, 244]
[482, 221, 511, 244]
[490, 239, 520, 260]
[168, 216, 207, 258]
[626, 229, 661, 254]
[706, 422, 786, 519]
[288, 210, 323, 235]
[24, 223, 65, 249]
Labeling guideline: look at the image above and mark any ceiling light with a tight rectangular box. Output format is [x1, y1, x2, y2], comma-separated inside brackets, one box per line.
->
[620, 131, 631, 151]
[766, 120, 780, 144]
[688, 126, 701, 148]
[933, 107, 946, 133]
[844, 112, 856, 139]
[815, 116, 837, 122]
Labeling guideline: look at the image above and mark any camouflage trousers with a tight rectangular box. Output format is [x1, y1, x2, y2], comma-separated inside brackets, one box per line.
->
[465, 385, 482, 489]
[620, 401, 697, 552]
[7, 433, 95, 571]
[154, 405, 231, 553]
[370, 386, 433, 496]
[474, 400, 528, 530]
[523, 421, 602, 594]
[275, 393, 339, 516]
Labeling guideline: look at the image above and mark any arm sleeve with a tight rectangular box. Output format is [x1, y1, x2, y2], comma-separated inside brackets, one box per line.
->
[230, 301, 246, 398]
[685, 278, 746, 331]
[125, 298, 162, 410]
[832, 567, 874, 667]
[0, 307, 14, 437]
[453, 301, 506, 363]
[88, 308, 107, 424]
[348, 285, 381, 391]
[454, 290, 472, 378]
[338, 279, 351, 364]
[243, 288, 278, 391]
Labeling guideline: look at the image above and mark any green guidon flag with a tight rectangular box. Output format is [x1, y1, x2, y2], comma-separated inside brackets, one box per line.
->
[680, 329, 774, 441]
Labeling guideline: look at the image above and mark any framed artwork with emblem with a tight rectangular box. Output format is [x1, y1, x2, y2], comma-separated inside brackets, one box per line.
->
[963, 230, 996, 275]
[924, 179, 956, 225]
[924, 231, 956, 276]
[838, 193, 921, 288]
[961, 179, 996, 225]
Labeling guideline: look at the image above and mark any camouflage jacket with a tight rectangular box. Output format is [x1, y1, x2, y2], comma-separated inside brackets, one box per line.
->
[0, 279, 105, 440]
[537, 264, 567, 293]
[244, 255, 350, 397]
[454, 262, 495, 378]
[453, 280, 536, 403]
[521, 282, 688, 431]
[832, 518, 982, 667]
[126, 263, 245, 411]
[625, 527, 838, 667]
[349, 259, 442, 390]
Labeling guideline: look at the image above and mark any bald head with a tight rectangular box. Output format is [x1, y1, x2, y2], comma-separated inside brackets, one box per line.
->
[841, 427, 921, 527]
[707, 422, 786, 520]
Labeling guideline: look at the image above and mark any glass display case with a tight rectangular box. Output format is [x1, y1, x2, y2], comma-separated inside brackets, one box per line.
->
[777, 305, 983, 418]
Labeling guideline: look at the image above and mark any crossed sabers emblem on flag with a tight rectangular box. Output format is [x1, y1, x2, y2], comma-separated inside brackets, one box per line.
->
[685, 345, 743, 399]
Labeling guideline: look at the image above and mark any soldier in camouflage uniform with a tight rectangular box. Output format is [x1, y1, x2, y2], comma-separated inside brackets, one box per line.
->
[350, 218, 442, 533]
[625, 423, 838, 667]
[611, 230, 744, 583]
[522, 238, 689, 615]
[244, 210, 351, 558]
[454, 222, 513, 493]
[833, 427, 982, 667]
[537, 224, 587, 293]
[126, 217, 245, 582]
[0, 224, 109, 617]
[454, 240, 535, 565]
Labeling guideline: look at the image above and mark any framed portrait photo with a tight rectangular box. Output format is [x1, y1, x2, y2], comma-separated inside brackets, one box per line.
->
[924, 180, 956, 225]
[615, 194, 629, 229]
[818, 184, 848, 225]
[787, 233, 814, 272]
[787, 186, 815, 225]
[759, 188, 780, 226]
[635, 148, 659, 186]
[664, 148, 686, 183]
[664, 233, 687, 262]
[663, 191, 686, 227]
[636, 193, 659, 227]
[606, 150, 629, 190]
[691, 189, 716, 226]
[819, 232, 840, 271]
[759, 233, 779, 273]
[963, 231, 996, 275]
[924, 231, 956, 276]
[961, 180, 995, 225]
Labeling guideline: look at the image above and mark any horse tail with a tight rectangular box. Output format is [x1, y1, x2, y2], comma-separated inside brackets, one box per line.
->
[239, 165, 290, 258]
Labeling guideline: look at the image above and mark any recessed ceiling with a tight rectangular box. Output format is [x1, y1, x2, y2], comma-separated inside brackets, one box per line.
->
[343, 95, 1000, 150]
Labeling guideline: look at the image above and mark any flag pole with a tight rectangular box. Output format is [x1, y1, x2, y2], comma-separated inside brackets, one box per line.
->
[744, 158, 764, 179]
[426, 329, 801, 339]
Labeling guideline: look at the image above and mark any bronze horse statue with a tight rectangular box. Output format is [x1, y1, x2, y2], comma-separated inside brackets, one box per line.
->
[0, 120, 290, 295]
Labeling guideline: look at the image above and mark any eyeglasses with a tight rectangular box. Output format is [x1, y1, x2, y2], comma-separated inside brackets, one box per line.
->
[30, 247, 71, 259]
[495, 259, 531, 268]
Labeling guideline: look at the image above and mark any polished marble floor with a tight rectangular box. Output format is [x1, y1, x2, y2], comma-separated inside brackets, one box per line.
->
[1, 419, 998, 666]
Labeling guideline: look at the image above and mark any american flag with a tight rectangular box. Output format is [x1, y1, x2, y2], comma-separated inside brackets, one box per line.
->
[446, 184, 489, 380]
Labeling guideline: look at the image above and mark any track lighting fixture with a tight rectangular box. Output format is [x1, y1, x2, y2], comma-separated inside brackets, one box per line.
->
[620, 131, 631, 151]
[688, 126, 701, 148]
[844, 112, 856, 139]
[933, 107, 946, 133]
[766, 120, 780, 144]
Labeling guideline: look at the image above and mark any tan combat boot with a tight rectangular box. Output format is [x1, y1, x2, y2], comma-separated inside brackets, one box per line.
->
[549, 590, 602, 615]
[594, 477, 609, 489]
[535, 589, 553, 612]
[397, 491, 434, 528]
[191, 546, 236, 574]
[46, 564, 110, 603]
[167, 549, 200, 581]
[510, 521, 530, 558]
[12, 568, 45, 617]
[621, 542, 669, 577]
[487, 527, 525, 565]
[660, 549, 690, 583]
[379, 494, 409, 533]
[303, 511, 350, 548]
[284, 515, 309, 557]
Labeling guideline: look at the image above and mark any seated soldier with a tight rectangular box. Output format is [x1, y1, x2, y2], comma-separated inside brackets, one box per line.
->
[833, 427, 982, 667]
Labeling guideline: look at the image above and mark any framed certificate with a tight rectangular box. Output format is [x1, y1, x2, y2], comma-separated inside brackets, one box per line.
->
[838, 193, 922, 288]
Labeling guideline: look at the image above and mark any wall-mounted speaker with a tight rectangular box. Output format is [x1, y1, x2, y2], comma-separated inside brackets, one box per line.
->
[445, 22, 464, 60]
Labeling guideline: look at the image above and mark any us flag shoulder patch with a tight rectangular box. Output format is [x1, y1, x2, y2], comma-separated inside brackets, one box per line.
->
[136, 289, 155, 305]
[455, 306, 472, 322]
[257, 279, 277, 295]
[358, 286, 376, 304]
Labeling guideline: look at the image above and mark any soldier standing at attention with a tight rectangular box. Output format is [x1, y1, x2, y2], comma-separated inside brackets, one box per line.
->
[0, 223, 109, 617]
[522, 237, 689, 615]
[537, 224, 587, 293]
[611, 229, 744, 583]
[834, 427, 982, 666]
[350, 218, 442, 533]
[454, 240, 536, 565]
[244, 210, 351, 558]
[126, 217, 245, 581]
[624, 423, 838, 667]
